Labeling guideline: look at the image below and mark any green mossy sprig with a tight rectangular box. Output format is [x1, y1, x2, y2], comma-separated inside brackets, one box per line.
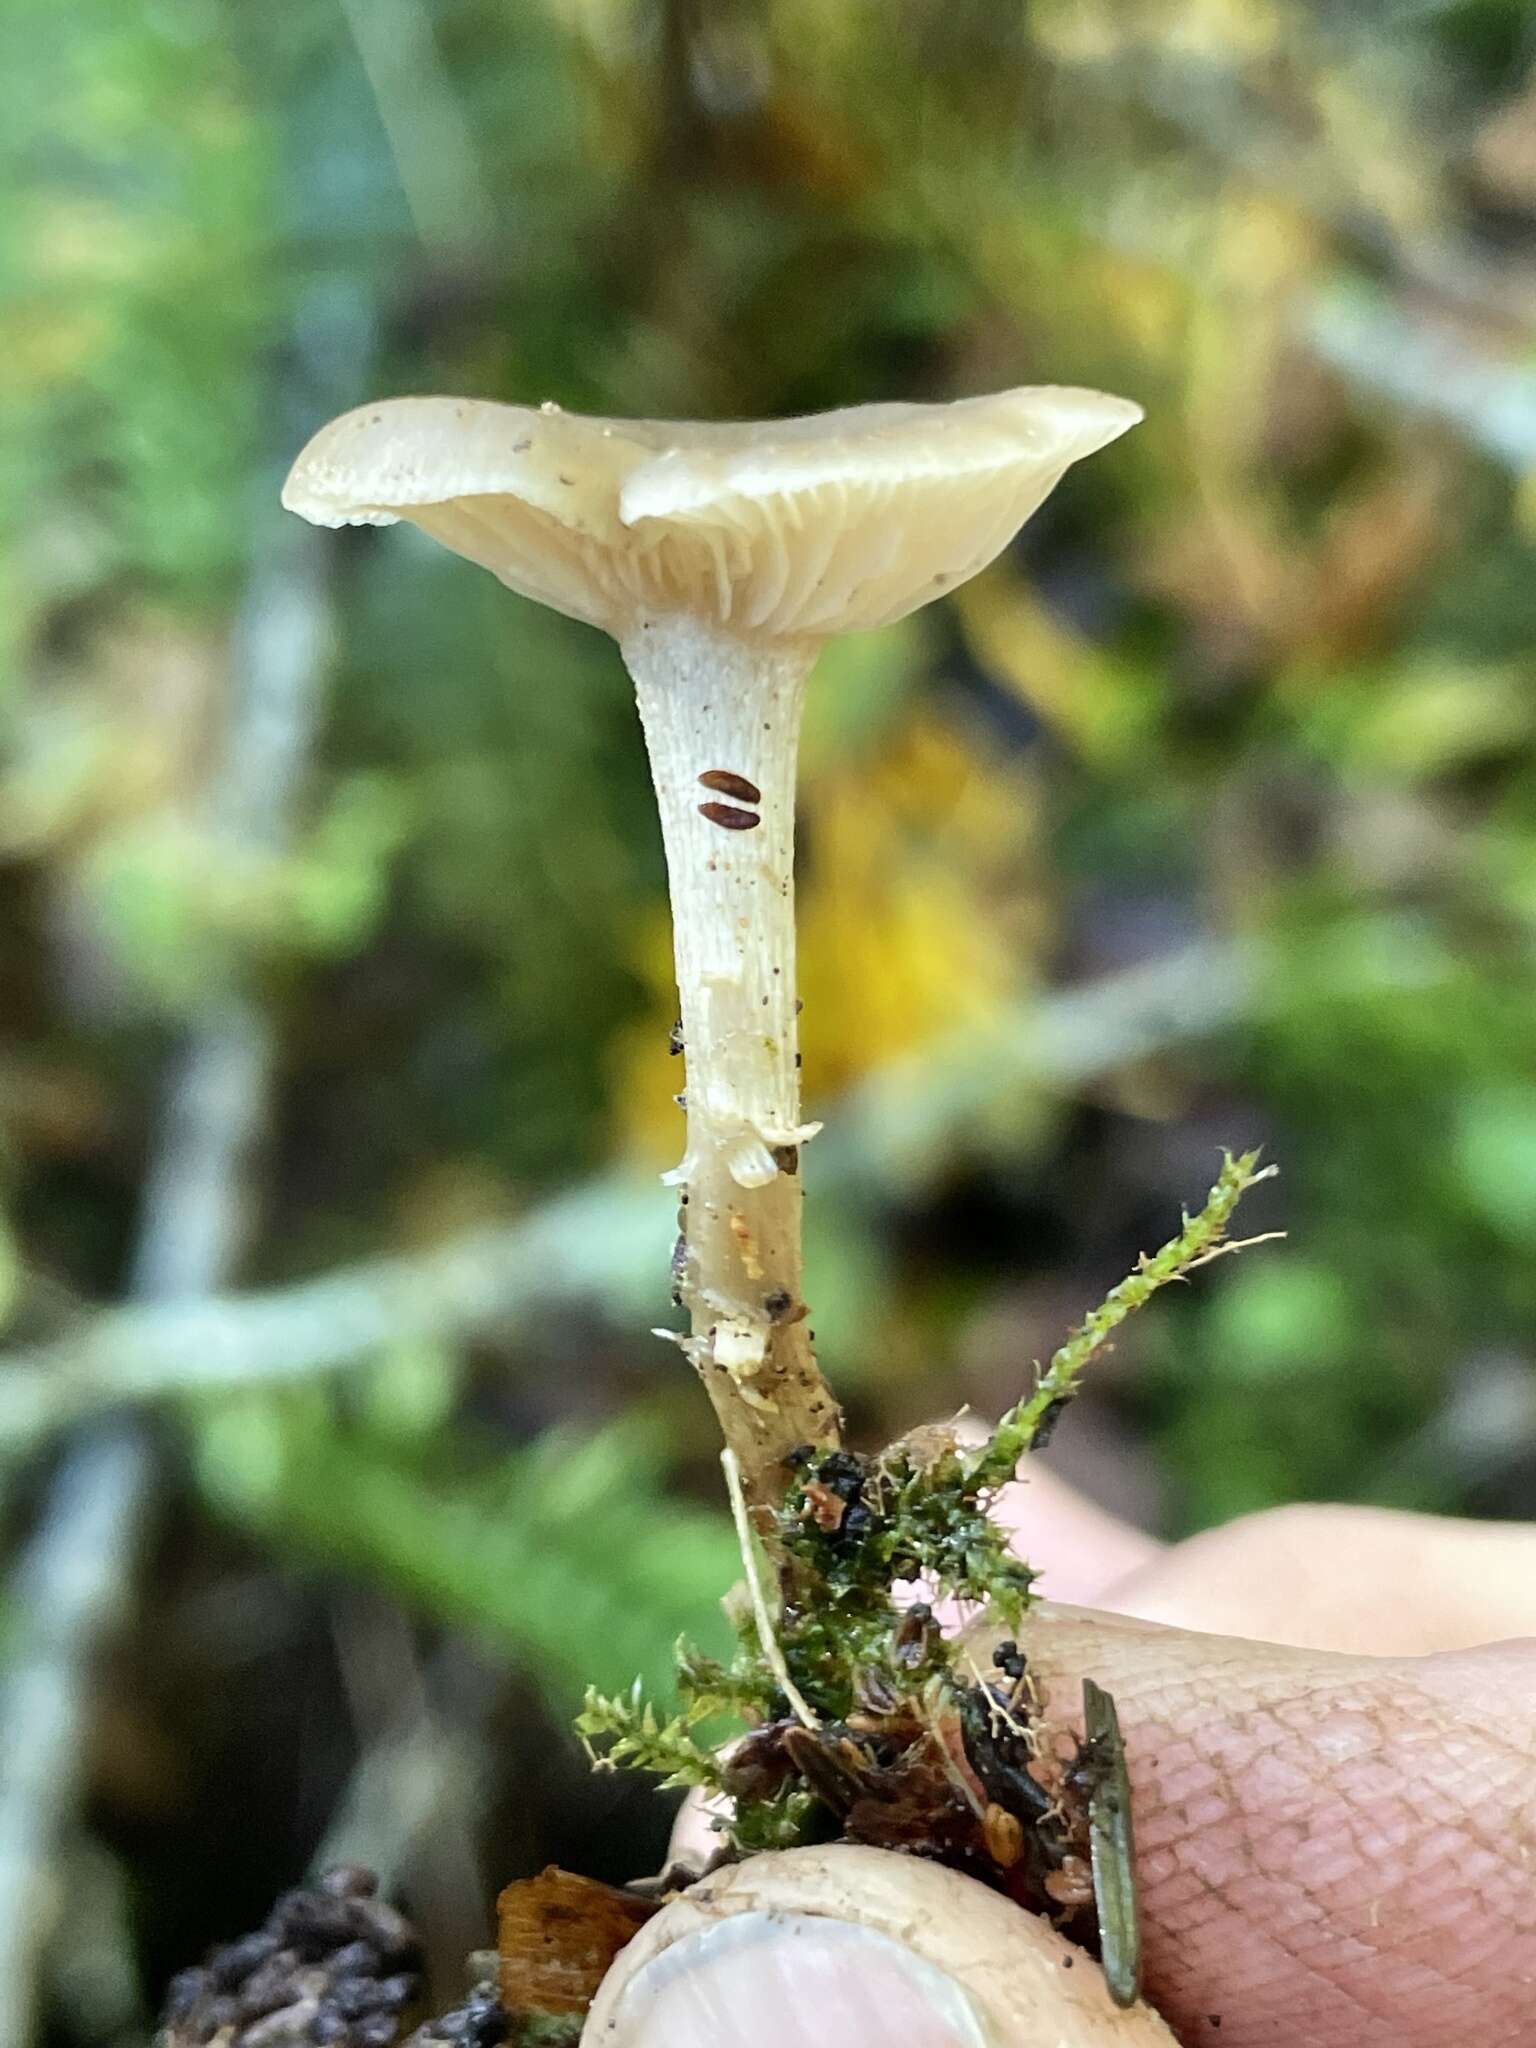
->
[576, 1153, 1278, 1860]
[673, 1639, 785, 1723]
[575, 1678, 725, 1795]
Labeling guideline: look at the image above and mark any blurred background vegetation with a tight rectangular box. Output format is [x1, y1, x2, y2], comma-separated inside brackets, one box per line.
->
[5, 0, 1536, 2036]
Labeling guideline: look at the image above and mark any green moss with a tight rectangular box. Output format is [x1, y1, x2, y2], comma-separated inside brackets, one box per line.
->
[577, 1156, 1276, 1856]
[510, 2016, 583, 2048]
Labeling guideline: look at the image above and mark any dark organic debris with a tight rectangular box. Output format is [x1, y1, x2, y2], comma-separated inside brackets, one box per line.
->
[794, 1451, 871, 1547]
[161, 1866, 421, 2048]
[801, 1478, 848, 1531]
[623, 1854, 728, 1900]
[403, 1980, 509, 2048]
[1030, 1395, 1071, 1452]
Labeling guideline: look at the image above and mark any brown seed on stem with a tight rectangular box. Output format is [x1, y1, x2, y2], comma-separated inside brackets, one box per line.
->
[698, 800, 760, 830]
[698, 768, 762, 804]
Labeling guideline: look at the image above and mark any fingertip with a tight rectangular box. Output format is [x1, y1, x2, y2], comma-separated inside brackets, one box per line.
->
[583, 1910, 986, 2046]
[582, 1846, 1176, 2046]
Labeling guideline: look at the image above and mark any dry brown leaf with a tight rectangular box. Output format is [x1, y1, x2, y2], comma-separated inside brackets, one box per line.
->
[496, 1867, 657, 2018]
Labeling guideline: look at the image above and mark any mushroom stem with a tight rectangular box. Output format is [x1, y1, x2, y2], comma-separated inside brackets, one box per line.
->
[621, 612, 843, 1508]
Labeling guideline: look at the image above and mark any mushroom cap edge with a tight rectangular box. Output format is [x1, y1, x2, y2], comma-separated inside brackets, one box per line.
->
[280, 384, 1142, 639]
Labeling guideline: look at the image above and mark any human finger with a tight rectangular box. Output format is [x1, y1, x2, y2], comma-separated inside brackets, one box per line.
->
[1018, 1602, 1536, 2047]
[581, 1843, 1178, 2046]
[1093, 1501, 1536, 1655]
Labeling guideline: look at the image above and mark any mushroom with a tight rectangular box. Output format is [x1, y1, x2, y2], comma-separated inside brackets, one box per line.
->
[282, 385, 1141, 1509]
[577, 1844, 1177, 2045]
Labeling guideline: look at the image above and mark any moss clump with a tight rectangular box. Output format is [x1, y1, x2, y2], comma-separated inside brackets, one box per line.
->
[579, 1152, 1275, 1901]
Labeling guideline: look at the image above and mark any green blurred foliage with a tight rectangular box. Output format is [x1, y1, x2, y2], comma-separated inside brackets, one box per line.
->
[5, 0, 1536, 1989]
[196, 1393, 735, 1707]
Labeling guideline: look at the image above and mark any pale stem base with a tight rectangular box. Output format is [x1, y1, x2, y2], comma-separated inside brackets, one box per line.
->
[622, 612, 843, 1508]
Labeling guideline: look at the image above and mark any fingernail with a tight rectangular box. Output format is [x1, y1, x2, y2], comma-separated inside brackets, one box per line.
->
[592, 1910, 987, 2047]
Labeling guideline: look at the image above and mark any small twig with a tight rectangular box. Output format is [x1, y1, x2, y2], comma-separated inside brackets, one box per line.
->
[720, 1450, 819, 1732]
[337, 0, 493, 257]
[960, 1651, 1033, 1747]
[0, 1432, 151, 2048]
[321, 1607, 492, 1997]
[0, 942, 1256, 1455]
[0, 515, 335, 2047]
[1182, 1229, 1287, 1272]
[918, 1688, 985, 1821]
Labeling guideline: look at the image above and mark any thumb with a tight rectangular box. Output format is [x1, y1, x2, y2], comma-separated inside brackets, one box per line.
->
[657, 1613, 1536, 2046]
[1024, 1603, 1536, 2048]
[580, 1843, 1176, 2046]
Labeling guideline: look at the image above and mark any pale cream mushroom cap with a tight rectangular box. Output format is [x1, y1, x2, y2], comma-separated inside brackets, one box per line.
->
[281, 386, 1141, 639]
[580, 1844, 1176, 2045]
